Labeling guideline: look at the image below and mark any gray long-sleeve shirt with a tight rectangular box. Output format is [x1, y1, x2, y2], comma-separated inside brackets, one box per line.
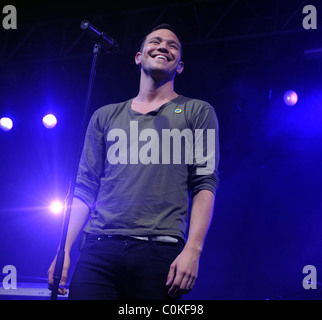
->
[74, 95, 220, 240]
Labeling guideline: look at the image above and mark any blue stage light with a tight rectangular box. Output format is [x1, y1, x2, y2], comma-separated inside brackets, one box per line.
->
[283, 90, 298, 106]
[42, 114, 57, 128]
[0, 117, 13, 131]
[50, 201, 64, 215]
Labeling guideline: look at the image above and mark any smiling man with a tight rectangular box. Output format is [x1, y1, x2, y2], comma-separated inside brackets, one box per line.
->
[48, 24, 220, 300]
[135, 25, 184, 83]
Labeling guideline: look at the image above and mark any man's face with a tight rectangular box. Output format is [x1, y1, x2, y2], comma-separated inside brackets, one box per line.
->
[136, 29, 184, 80]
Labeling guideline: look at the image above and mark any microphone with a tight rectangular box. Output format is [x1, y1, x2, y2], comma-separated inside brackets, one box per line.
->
[80, 20, 119, 53]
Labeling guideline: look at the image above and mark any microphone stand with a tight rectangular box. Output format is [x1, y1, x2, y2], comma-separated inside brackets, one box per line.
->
[50, 42, 102, 300]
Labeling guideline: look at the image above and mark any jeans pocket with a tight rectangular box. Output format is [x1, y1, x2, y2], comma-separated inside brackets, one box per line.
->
[153, 242, 184, 262]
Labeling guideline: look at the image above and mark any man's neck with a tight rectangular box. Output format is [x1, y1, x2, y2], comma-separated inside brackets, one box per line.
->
[134, 73, 178, 105]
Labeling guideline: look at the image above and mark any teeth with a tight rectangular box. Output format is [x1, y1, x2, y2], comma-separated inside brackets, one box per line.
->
[155, 55, 167, 61]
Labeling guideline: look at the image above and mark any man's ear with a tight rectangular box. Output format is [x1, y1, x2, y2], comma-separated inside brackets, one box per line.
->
[176, 61, 184, 75]
[135, 52, 142, 66]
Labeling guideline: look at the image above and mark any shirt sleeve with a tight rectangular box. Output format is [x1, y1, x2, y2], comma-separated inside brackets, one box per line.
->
[73, 110, 105, 210]
[188, 104, 220, 198]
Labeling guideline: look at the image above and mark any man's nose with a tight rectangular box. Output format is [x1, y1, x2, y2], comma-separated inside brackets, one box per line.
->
[157, 44, 169, 53]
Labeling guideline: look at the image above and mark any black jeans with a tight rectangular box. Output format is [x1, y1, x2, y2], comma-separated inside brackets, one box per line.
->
[68, 234, 184, 300]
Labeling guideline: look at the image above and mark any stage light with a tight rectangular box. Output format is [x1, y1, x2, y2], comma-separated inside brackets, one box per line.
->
[50, 201, 64, 214]
[42, 114, 57, 129]
[283, 90, 298, 106]
[0, 117, 13, 131]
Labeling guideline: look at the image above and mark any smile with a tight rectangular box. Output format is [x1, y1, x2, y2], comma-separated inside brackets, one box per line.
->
[155, 55, 167, 61]
[150, 54, 170, 61]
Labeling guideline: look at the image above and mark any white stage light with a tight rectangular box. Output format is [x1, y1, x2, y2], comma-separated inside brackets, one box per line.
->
[42, 114, 57, 129]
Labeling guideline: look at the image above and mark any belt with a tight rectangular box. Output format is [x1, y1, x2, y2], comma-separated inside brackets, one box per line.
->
[87, 234, 180, 244]
[130, 235, 179, 243]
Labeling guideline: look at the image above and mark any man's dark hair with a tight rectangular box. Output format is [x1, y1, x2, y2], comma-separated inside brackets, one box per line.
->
[139, 23, 182, 58]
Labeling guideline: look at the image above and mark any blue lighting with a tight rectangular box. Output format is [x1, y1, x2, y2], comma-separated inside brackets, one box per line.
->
[283, 90, 298, 106]
[0, 117, 13, 131]
[42, 114, 57, 129]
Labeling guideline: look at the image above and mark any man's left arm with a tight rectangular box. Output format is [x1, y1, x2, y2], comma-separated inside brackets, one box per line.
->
[166, 189, 215, 297]
[167, 103, 219, 297]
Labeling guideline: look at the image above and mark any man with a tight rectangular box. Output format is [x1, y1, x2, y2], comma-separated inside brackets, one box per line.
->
[48, 23, 220, 300]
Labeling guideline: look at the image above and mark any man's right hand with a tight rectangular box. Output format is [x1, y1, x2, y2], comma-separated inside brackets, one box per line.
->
[47, 251, 70, 295]
[47, 197, 90, 296]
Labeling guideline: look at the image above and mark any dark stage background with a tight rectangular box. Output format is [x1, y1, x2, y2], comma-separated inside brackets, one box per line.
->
[0, 0, 322, 299]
